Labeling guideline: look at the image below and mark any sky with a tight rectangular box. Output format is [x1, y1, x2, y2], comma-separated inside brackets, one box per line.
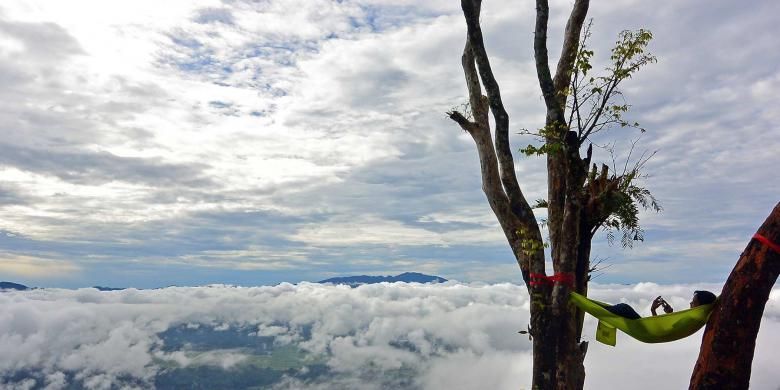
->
[0, 0, 778, 288]
[1, 283, 778, 389]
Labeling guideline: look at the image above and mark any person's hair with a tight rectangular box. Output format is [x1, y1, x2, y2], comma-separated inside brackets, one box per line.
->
[694, 290, 717, 305]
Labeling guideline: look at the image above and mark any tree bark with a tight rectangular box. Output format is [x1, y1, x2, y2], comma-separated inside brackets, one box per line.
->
[453, 1, 595, 389]
[534, 1, 590, 389]
[689, 202, 780, 390]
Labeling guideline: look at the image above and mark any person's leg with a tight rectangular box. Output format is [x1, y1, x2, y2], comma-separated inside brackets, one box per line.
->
[606, 303, 641, 319]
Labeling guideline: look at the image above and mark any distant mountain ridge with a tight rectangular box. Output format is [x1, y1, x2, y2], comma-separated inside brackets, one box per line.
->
[93, 286, 126, 291]
[0, 281, 29, 290]
[318, 272, 447, 286]
[1, 274, 448, 291]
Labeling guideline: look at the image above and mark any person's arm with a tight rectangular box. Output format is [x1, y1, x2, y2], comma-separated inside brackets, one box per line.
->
[651, 296, 674, 316]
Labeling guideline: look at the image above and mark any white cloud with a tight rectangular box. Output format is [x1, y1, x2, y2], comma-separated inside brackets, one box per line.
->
[0, 254, 80, 278]
[293, 213, 508, 247]
[0, 283, 778, 389]
[155, 349, 250, 370]
[293, 215, 444, 246]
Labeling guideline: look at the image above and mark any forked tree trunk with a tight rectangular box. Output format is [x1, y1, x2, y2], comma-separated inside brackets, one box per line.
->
[449, 1, 630, 389]
[689, 202, 780, 389]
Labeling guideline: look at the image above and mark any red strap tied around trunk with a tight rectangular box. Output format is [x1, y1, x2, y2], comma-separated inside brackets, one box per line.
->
[753, 233, 780, 254]
[529, 272, 575, 288]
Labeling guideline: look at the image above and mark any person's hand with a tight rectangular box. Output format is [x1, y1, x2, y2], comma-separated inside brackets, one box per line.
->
[651, 296, 673, 316]
[662, 299, 673, 313]
[651, 296, 662, 315]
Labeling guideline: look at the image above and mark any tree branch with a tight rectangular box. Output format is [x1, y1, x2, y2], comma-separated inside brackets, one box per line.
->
[689, 203, 780, 389]
[461, 0, 538, 227]
[447, 109, 539, 284]
[571, 72, 583, 137]
[462, 41, 489, 128]
[580, 75, 619, 142]
[447, 111, 479, 133]
[449, 34, 543, 284]
[553, 0, 590, 110]
[533, 0, 560, 118]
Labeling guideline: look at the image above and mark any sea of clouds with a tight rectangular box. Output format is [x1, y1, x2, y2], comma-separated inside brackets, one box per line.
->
[1, 282, 778, 389]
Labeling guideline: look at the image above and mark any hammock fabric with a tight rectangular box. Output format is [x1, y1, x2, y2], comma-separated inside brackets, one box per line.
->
[569, 292, 715, 346]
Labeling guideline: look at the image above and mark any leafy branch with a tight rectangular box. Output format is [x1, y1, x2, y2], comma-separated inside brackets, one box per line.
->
[587, 137, 662, 248]
[568, 21, 656, 146]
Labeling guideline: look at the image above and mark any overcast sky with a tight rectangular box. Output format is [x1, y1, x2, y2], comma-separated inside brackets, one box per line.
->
[0, 0, 778, 288]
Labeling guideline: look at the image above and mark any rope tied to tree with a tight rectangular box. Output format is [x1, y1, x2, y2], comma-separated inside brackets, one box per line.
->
[753, 233, 780, 254]
[529, 272, 575, 287]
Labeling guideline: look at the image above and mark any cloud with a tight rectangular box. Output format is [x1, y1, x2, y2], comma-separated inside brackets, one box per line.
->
[0, 0, 777, 287]
[0, 183, 30, 206]
[0, 254, 80, 278]
[0, 17, 84, 61]
[0, 143, 212, 187]
[0, 283, 778, 389]
[193, 8, 235, 25]
[292, 215, 444, 246]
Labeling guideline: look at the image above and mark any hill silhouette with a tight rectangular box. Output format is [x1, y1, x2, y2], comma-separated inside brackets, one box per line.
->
[318, 272, 447, 286]
[0, 281, 29, 290]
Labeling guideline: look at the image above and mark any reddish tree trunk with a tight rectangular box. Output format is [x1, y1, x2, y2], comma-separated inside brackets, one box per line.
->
[689, 202, 780, 389]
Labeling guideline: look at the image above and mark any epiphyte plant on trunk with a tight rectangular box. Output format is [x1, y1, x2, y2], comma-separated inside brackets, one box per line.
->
[447, 1, 660, 389]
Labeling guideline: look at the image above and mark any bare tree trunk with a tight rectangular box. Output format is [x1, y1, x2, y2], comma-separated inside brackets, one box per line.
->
[534, 1, 590, 388]
[689, 202, 780, 389]
[452, 1, 601, 389]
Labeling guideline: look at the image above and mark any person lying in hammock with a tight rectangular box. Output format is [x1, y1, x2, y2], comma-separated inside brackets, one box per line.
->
[604, 290, 717, 320]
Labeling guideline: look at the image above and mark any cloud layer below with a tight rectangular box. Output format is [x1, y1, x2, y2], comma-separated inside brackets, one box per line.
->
[1, 282, 778, 389]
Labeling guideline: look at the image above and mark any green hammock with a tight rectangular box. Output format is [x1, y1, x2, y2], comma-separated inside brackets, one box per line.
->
[569, 292, 715, 346]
